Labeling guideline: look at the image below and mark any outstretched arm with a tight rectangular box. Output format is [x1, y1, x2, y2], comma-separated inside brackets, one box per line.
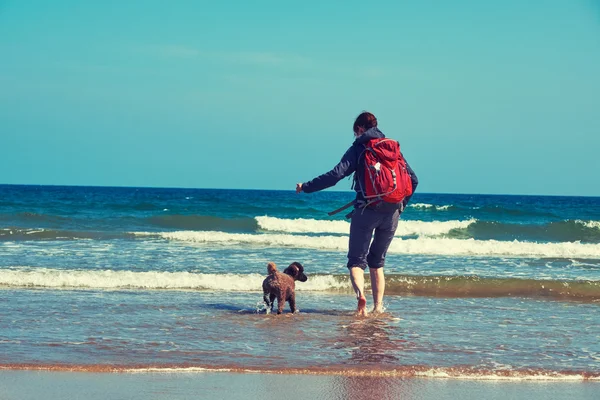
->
[299, 147, 357, 194]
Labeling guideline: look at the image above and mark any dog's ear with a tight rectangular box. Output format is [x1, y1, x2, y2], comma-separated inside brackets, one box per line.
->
[283, 263, 299, 278]
[285, 262, 307, 282]
[289, 262, 304, 273]
[289, 262, 308, 282]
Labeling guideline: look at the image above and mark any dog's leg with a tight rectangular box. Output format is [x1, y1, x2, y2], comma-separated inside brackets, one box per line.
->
[276, 294, 285, 314]
[263, 292, 271, 312]
[288, 292, 296, 314]
[269, 293, 276, 313]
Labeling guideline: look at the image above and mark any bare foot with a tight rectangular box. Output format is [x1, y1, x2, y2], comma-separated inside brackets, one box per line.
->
[372, 303, 385, 314]
[357, 295, 368, 317]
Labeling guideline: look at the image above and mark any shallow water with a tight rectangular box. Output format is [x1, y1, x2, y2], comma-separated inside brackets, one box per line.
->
[1, 289, 599, 378]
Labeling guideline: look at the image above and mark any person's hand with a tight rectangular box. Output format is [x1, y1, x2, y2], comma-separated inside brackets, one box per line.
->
[296, 183, 303, 193]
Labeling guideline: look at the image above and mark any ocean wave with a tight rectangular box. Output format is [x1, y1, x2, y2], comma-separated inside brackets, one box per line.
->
[474, 205, 558, 218]
[2, 268, 598, 300]
[0, 228, 132, 241]
[0, 217, 476, 241]
[384, 274, 600, 300]
[0, 212, 69, 224]
[408, 203, 559, 219]
[0, 268, 346, 292]
[136, 231, 600, 259]
[147, 215, 258, 232]
[256, 216, 475, 237]
[2, 217, 598, 244]
[448, 220, 600, 243]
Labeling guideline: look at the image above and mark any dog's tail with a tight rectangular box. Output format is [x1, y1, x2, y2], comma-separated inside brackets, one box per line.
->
[267, 262, 277, 275]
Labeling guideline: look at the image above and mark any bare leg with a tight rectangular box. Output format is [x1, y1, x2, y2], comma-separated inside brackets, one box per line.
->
[349, 267, 368, 316]
[369, 268, 385, 313]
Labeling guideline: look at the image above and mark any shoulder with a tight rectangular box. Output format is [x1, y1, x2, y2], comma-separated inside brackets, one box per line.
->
[348, 142, 365, 157]
[335, 145, 358, 165]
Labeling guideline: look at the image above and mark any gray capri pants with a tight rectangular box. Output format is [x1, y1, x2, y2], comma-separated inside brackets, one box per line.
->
[347, 206, 400, 270]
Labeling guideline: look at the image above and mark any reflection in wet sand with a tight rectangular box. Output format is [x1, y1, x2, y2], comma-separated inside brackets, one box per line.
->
[336, 316, 409, 365]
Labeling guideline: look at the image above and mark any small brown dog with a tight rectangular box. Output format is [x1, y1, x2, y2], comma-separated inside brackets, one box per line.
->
[262, 261, 307, 314]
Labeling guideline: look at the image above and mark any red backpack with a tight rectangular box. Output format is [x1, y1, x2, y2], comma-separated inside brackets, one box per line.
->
[360, 138, 413, 204]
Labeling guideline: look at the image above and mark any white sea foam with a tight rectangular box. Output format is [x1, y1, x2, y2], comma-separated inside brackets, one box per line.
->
[255, 216, 474, 237]
[387, 237, 600, 258]
[5, 364, 597, 380]
[256, 216, 350, 234]
[396, 219, 474, 237]
[409, 203, 452, 211]
[0, 268, 345, 291]
[136, 231, 600, 259]
[412, 369, 600, 381]
[576, 220, 600, 230]
[110, 366, 600, 381]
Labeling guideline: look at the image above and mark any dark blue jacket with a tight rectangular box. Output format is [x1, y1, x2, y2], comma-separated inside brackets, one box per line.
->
[302, 127, 418, 211]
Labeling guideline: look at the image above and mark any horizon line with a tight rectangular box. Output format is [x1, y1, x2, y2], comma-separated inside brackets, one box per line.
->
[1, 183, 598, 199]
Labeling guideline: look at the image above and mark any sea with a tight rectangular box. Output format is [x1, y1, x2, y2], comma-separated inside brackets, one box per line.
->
[0, 184, 599, 380]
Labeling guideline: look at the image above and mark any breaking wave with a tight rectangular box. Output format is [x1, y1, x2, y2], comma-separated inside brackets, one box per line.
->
[3, 214, 598, 244]
[2, 268, 598, 300]
[0, 268, 345, 292]
[137, 231, 600, 259]
[255, 216, 475, 237]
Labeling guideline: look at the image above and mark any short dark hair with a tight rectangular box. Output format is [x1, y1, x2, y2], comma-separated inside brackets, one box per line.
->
[353, 111, 377, 133]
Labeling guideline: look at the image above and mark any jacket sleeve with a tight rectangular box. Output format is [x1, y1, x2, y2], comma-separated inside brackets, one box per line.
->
[402, 156, 418, 209]
[302, 146, 357, 193]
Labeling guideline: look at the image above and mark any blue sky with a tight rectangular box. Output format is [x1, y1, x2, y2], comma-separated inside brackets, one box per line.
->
[1, 0, 599, 196]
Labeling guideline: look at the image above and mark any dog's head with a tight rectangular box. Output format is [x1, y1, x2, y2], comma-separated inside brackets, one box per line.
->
[283, 262, 307, 282]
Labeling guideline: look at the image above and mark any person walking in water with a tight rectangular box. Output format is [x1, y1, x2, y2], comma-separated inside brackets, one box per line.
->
[296, 112, 418, 316]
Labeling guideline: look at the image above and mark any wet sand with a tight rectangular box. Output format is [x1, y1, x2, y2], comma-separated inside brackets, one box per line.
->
[1, 370, 598, 400]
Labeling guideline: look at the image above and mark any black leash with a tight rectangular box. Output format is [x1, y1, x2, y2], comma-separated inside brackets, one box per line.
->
[327, 200, 355, 217]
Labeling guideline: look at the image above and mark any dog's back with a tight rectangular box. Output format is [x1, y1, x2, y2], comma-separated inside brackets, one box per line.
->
[262, 263, 295, 296]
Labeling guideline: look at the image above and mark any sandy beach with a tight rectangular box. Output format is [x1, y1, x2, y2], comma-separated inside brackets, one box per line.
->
[1, 370, 599, 400]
